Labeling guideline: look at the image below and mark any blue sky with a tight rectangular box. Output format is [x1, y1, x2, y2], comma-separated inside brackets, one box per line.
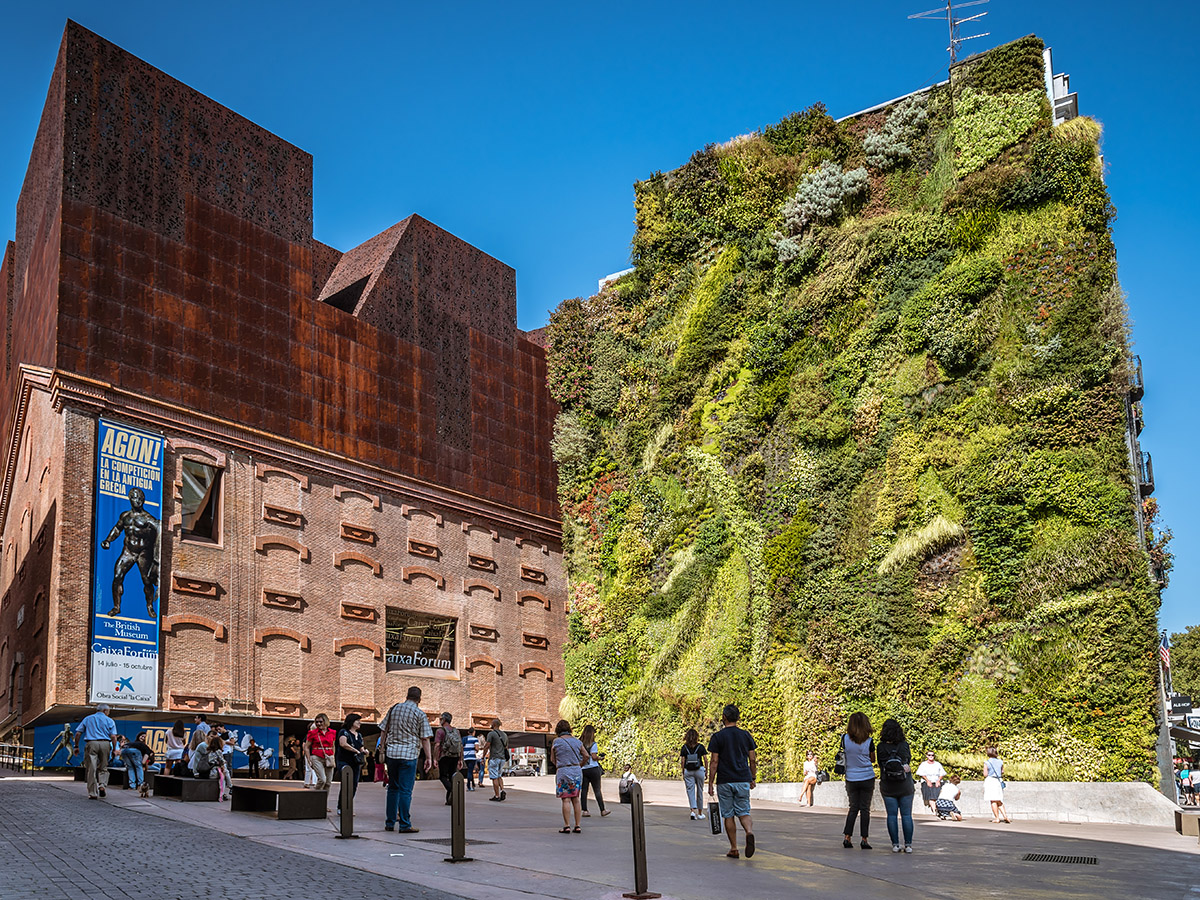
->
[1, 2, 1195, 634]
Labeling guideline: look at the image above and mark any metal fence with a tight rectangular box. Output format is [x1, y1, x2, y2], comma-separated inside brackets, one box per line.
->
[0, 743, 33, 773]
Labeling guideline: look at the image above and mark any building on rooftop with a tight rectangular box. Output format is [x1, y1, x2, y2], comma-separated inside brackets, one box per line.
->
[0, 21, 564, 757]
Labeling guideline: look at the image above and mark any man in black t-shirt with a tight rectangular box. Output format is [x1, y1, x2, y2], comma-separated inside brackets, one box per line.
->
[707, 704, 758, 859]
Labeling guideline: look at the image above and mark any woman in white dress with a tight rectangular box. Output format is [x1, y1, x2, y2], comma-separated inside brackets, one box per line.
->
[983, 746, 1011, 823]
[800, 751, 819, 807]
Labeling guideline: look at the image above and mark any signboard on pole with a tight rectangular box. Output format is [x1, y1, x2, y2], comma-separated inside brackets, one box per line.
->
[1171, 694, 1193, 717]
[88, 419, 163, 708]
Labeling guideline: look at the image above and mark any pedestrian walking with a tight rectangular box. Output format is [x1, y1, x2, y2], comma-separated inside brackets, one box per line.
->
[707, 703, 758, 859]
[483, 718, 509, 802]
[246, 739, 263, 778]
[549, 720, 590, 833]
[165, 720, 187, 775]
[800, 750, 819, 807]
[916, 751, 945, 814]
[305, 714, 336, 790]
[433, 713, 464, 805]
[121, 731, 154, 794]
[206, 732, 232, 801]
[877, 718, 915, 853]
[76, 703, 119, 800]
[935, 775, 963, 820]
[680, 728, 707, 820]
[840, 712, 876, 850]
[374, 739, 388, 786]
[579, 724, 610, 817]
[378, 686, 433, 833]
[336, 713, 367, 814]
[462, 727, 480, 791]
[983, 747, 1011, 823]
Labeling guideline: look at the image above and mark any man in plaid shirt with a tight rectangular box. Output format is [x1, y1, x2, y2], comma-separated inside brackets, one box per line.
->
[379, 685, 433, 832]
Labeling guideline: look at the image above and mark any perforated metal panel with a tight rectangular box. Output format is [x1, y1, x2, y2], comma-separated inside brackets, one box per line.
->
[1022, 854, 1098, 865]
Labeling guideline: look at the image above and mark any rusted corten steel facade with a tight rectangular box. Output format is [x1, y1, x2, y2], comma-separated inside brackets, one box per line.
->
[0, 21, 565, 740]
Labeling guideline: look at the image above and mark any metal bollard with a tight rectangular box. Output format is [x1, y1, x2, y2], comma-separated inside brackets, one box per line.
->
[622, 783, 661, 900]
[444, 771, 473, 863]
[336, 765, 359, 839]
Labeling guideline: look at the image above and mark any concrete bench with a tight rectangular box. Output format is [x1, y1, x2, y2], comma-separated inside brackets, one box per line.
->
[73, 766, 126, 786]
[230, 779, 327, 820]
[153, 773, 219, 802]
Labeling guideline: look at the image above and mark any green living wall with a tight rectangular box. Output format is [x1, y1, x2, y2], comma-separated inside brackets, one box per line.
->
[547, 36, 1169, 782]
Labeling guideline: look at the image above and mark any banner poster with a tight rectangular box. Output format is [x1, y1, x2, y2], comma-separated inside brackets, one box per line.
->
[32, 721, 280, 770]
[88, 419, 164, 708]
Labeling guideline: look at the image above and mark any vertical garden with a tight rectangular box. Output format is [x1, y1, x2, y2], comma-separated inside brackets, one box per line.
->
[547, 36, 1167, 782]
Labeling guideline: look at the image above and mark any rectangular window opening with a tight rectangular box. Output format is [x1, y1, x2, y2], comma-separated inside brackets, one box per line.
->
[385, 608, 457, 674]
[181, 459, 222, 543]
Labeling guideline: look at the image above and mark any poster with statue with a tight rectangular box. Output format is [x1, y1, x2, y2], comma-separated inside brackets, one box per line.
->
[88, 419, 164, 709]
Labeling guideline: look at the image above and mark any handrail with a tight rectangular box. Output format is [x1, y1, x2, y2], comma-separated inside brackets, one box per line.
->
[0, 742, 33, 773]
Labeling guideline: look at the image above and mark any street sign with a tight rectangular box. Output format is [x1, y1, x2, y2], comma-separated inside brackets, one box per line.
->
[1170, 694, 1193, 716]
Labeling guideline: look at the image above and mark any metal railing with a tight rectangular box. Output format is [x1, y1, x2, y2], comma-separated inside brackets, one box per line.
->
[1129, 355, 1144, 401]
[1139, 451, 1155, 496]
[0, 743, 33, 773]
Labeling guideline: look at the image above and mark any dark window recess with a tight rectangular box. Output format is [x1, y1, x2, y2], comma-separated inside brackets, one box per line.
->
[323, 275, 370, 313]
[181, 459, 222, 542]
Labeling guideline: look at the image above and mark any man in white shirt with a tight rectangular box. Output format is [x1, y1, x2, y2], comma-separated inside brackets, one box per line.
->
[916, 751, 946, 813]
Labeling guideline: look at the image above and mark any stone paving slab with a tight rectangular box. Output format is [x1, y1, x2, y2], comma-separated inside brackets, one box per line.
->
[16, 774, 1200, 900]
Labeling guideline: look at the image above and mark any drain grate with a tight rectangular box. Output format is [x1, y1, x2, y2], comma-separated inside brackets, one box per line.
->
[1022, 853, 1097, 865]
[409, 837, 498, 846]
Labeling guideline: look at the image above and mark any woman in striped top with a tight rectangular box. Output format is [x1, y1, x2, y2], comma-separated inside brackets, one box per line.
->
[462, 727, 480, 791]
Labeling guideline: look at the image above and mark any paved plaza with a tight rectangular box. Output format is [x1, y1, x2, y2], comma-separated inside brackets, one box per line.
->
[0, 773, 1196, 900]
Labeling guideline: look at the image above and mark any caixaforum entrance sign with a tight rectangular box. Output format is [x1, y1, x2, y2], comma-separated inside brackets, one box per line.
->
[385, 608, 456, 672]
[88, 419, 163, 708]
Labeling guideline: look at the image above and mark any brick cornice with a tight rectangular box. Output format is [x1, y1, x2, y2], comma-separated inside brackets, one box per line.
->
[42, 369, 561, 540]
[402, 566, 444, 589]
[465, 654, 502, 674]
[0, 366, 53, 537]
[254, 627, 311, 651]
[517, 591, 551, 610]
[519, 662, 553, 680]
[163, 614, 227, 640]
[255, 534, 310, 561]
[334, 550, 382, 576]
[334, 637, 383, 660]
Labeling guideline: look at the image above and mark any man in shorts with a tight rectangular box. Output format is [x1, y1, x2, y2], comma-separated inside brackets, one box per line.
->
[707, 704, 757, 859]
[916, 751, 946, 813]
[483, 718, 508, 802]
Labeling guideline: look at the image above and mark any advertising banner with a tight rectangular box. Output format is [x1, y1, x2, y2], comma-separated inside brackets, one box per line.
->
[32, 721, 279, 770]
[385, 608, 456, 672]
[88, 419, 164, 708]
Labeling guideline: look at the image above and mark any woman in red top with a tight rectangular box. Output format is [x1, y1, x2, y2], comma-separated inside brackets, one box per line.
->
[306, 713, 336, 790]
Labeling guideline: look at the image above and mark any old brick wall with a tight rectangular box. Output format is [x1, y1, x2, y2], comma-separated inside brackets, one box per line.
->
[0, 388, 66, 723]
[154, 432, 565, 728]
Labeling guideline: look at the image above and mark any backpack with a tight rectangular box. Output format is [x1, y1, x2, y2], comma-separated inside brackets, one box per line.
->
[881, 751, 908, 781]
[683, 746, 703, 771]
[193, 745, 212, 777]
[440, 727, 462, 758]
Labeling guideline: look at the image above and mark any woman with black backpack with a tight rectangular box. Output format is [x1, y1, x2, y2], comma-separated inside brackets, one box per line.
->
[877, 718, 915, 853]
[680, 728, 708, 820]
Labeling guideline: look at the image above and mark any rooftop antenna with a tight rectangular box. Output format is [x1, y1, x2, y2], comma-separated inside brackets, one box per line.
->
[909, 0, 991, 64]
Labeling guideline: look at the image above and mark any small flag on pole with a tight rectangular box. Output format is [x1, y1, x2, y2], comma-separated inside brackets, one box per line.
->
[1159, 632, 1171, 669]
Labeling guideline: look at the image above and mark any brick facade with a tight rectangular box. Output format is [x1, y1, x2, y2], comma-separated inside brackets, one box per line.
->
[0, 22, 564, 741]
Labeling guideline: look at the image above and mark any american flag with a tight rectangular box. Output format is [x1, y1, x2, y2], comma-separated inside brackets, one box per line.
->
[1160, 633, 1171, 669]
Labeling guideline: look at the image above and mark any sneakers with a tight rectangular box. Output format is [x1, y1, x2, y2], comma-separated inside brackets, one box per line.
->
[398, 826, 420, 834]
[860, 840, 872, 850]
[98, 788, 106, 798]
[385, 824, 395, 831]
[601, 809, 611, 817]
[904, 845, 913, 854]
[892, 844, 901, 853]
[500, 790, 507, 801]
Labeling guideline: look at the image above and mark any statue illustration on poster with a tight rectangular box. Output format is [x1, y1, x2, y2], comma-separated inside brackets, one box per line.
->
[101, 486, 160, 618]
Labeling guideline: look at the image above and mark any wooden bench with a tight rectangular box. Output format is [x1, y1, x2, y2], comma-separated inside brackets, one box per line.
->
[230, 779, 327, 819]
[153, 773, 219, 802]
